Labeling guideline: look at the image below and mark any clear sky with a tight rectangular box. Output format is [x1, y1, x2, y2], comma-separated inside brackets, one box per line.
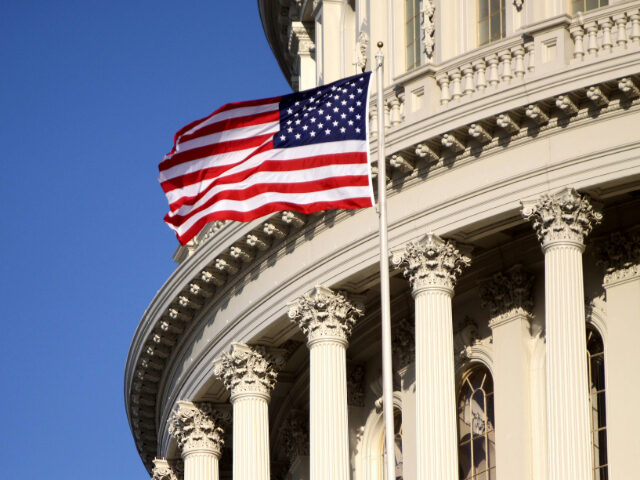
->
[0, 2, 289, 478]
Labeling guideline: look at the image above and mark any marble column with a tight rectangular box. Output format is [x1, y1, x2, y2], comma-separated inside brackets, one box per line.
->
[593, 229, 640, 479]
[151, 458, 182, 480]
[214, 343, 281, 480]
[392, 234, 471, 480]
[168, 401, 224, 480]
[522, 188, 602, 480]
[288, 286, 364, 480]
[479, 265, 535, 480]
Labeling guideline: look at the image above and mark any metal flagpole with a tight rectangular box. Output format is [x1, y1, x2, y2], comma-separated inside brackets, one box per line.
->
[375, 41, 396, 480]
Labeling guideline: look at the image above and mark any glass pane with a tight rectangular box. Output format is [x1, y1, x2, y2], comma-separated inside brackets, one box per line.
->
[479, 0, 488, 19]
[601, 0, 609, 6]
[478, 18, 489, 45]
[490, 0, 500, 14]
[407, 44, 415, 69]
[459, 441, 472, 480]
[490, 13, 501, 41]
[572, 0, 584, 13]
[405, 0, 414, 21]
[472, 436, 487, 473]
[586, 0, 598, 11]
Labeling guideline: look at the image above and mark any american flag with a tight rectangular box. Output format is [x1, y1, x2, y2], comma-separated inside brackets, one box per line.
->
[159, 72, 374, 245]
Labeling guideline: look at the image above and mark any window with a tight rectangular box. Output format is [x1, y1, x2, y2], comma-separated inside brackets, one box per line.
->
[571, 0, 609, 14]
[458, 366, 496, 480]
[587, 327, 608, 479]
[478, 0, 505, 46]
[381, 409, 403, 480]
[405, 0, 421, 70]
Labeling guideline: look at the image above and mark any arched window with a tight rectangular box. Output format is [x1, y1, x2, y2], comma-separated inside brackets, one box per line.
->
[587, 327, 608, 479]
[405, 0, 421, 70]
[478, 0, 505, 46]
[572, 0, 609, 14]
[457, 365, 496, 480]
[381, 409, 403, 480]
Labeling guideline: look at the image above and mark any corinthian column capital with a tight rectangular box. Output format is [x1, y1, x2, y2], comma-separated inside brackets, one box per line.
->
[521, 188, 602, 250]
[213, 343, 281, 401]
[592, 229, 640, 285]
[288, 285, 364, 345]
[391, 233, 471, 294]
[479, 265, 534, 327]
[152, 458, 182, 480]
[168, 401, 224, 456]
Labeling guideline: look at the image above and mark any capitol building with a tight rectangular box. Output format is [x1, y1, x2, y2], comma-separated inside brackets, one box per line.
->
[125, 1, 640, 479]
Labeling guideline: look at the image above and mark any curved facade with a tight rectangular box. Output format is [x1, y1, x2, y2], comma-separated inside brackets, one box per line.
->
[126, 1, 640, 479]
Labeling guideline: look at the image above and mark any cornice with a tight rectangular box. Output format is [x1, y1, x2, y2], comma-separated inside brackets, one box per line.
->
[125, 70, 640, 474]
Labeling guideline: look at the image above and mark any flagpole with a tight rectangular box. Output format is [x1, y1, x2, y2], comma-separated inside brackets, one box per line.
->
[375, 41, 396, 480]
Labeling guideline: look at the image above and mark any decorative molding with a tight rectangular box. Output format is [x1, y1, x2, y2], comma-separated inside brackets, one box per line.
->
[288, 285, 364, 344]
[391, 233, 471, 293]
[479, 265, 534, 326]
[592, 229, 640, 285]
[167, 401, 225, 455]
[513, 0, 524, 11]
[213, 343, 283, 400]
[521, 188, 602, 249]
[347, 364, 366, 407]
[420, 0, 436, 61]
[355, 30, 369, 72]
[152, 458, 182, 480]
[279, 411, 310, 463]
[392, 317, 415, 368]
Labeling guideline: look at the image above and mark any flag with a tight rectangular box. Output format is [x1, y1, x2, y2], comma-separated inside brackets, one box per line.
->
[159, 72, 375, 245]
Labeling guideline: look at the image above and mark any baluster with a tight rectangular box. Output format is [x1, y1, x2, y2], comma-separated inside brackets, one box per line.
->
[450, 69, 462, 101]
[436, 72, 451, 106]
[384, 101, 391, 129]
[585, 22, 599, 56]
[397, 90, 405, 124]
[599, 18, 613, 53]
[614, 13, 628, 48]
[512, 46, 525, 79]
[525, 40, 535, 72]
[499, 50, 513, 84]
[569, 23, 586, 60]
[370, 108, 378, 136]
[461, 63, 475, 96]
[389, 96, 401, 127]
[630, 12, 640, 45]
[486, 54, 500, 88]
[473, 59, 487, 92]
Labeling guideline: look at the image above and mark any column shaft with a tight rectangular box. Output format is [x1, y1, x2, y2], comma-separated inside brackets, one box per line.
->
[544, 244, 591, 480]
[309, 340, 350, 480]
[415, 289, 458, 480]
[233, 396, 270, 480]
[184, 452, 219, 480]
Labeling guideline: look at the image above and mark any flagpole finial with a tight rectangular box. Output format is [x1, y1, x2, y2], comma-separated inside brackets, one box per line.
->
[377, 41, 383, 49]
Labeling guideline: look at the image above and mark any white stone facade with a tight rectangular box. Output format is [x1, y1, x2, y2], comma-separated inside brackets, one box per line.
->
[127, 1, 640, 479]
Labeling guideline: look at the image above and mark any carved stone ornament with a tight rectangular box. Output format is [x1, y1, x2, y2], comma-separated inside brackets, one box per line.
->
[513, 0, 524, 11]
[355, 30, 369, 72]
[392, 317, 415, 368]
[213, 343, 280, 399]
[592, 230, 640, 284]
[391, 233, 471, 293]
[288, 285, 364, 344]
[152, 458, 178, 480]
[479, 265, 534, 324]
[521, 188, 602, 249]
[420, 0, 436, 60]
[167, 401, 225, 455]
[347, 364, 366, 407]
[280, 411, 310, 462]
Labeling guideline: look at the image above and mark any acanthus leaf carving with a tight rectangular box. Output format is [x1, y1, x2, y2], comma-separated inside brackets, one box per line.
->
[347, 364, 366, 407]
[420, 1, 436, 60]
[288, 285, 364, 344]
[167, 401, 225, 455]
[521, 188, 602, 248]
[479, 265, 534, 324]
[279, 411, 310, 463]
[392, 317, 415, 368]
[152, 458, 179, 480]
[391, 233, 471, 293]
[592, 229, 640, 284]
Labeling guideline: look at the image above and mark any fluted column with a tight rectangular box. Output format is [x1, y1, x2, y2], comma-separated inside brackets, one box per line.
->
[392, 234, 471, 480]
[288, 286, 364, 480]
[168, 401, 224, 480]
[214, 343, 281, 480]
[522, 188, 602, 480]
[593, 229, 640, 479]
[479, 265, 534, 480]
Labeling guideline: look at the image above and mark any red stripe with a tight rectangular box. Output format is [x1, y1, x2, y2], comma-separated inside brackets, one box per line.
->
[159, 133, 274, 171]
[167, 96, 281, 155]
[178, 109, 280, 144]
[162, 151, 368, 194]
[172, 197, 373, 245]
[165, 175, 371, 226]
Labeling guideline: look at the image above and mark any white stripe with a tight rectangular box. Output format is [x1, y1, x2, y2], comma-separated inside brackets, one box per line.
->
[175, 121, 280, 153]
[166, 163, 370, 218]
[164, 140, 368, 207]
[181, 102, 280, 137]
[171, 186, 372, 236]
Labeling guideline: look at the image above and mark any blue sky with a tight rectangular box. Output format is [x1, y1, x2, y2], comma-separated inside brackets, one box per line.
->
[0, 2, 289, 478]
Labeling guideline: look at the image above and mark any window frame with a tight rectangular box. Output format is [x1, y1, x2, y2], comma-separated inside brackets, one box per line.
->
[477, 0, 506, 46]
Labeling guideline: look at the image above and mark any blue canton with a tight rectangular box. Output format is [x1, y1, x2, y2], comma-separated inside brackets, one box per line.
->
[274, 72, 371, 148]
